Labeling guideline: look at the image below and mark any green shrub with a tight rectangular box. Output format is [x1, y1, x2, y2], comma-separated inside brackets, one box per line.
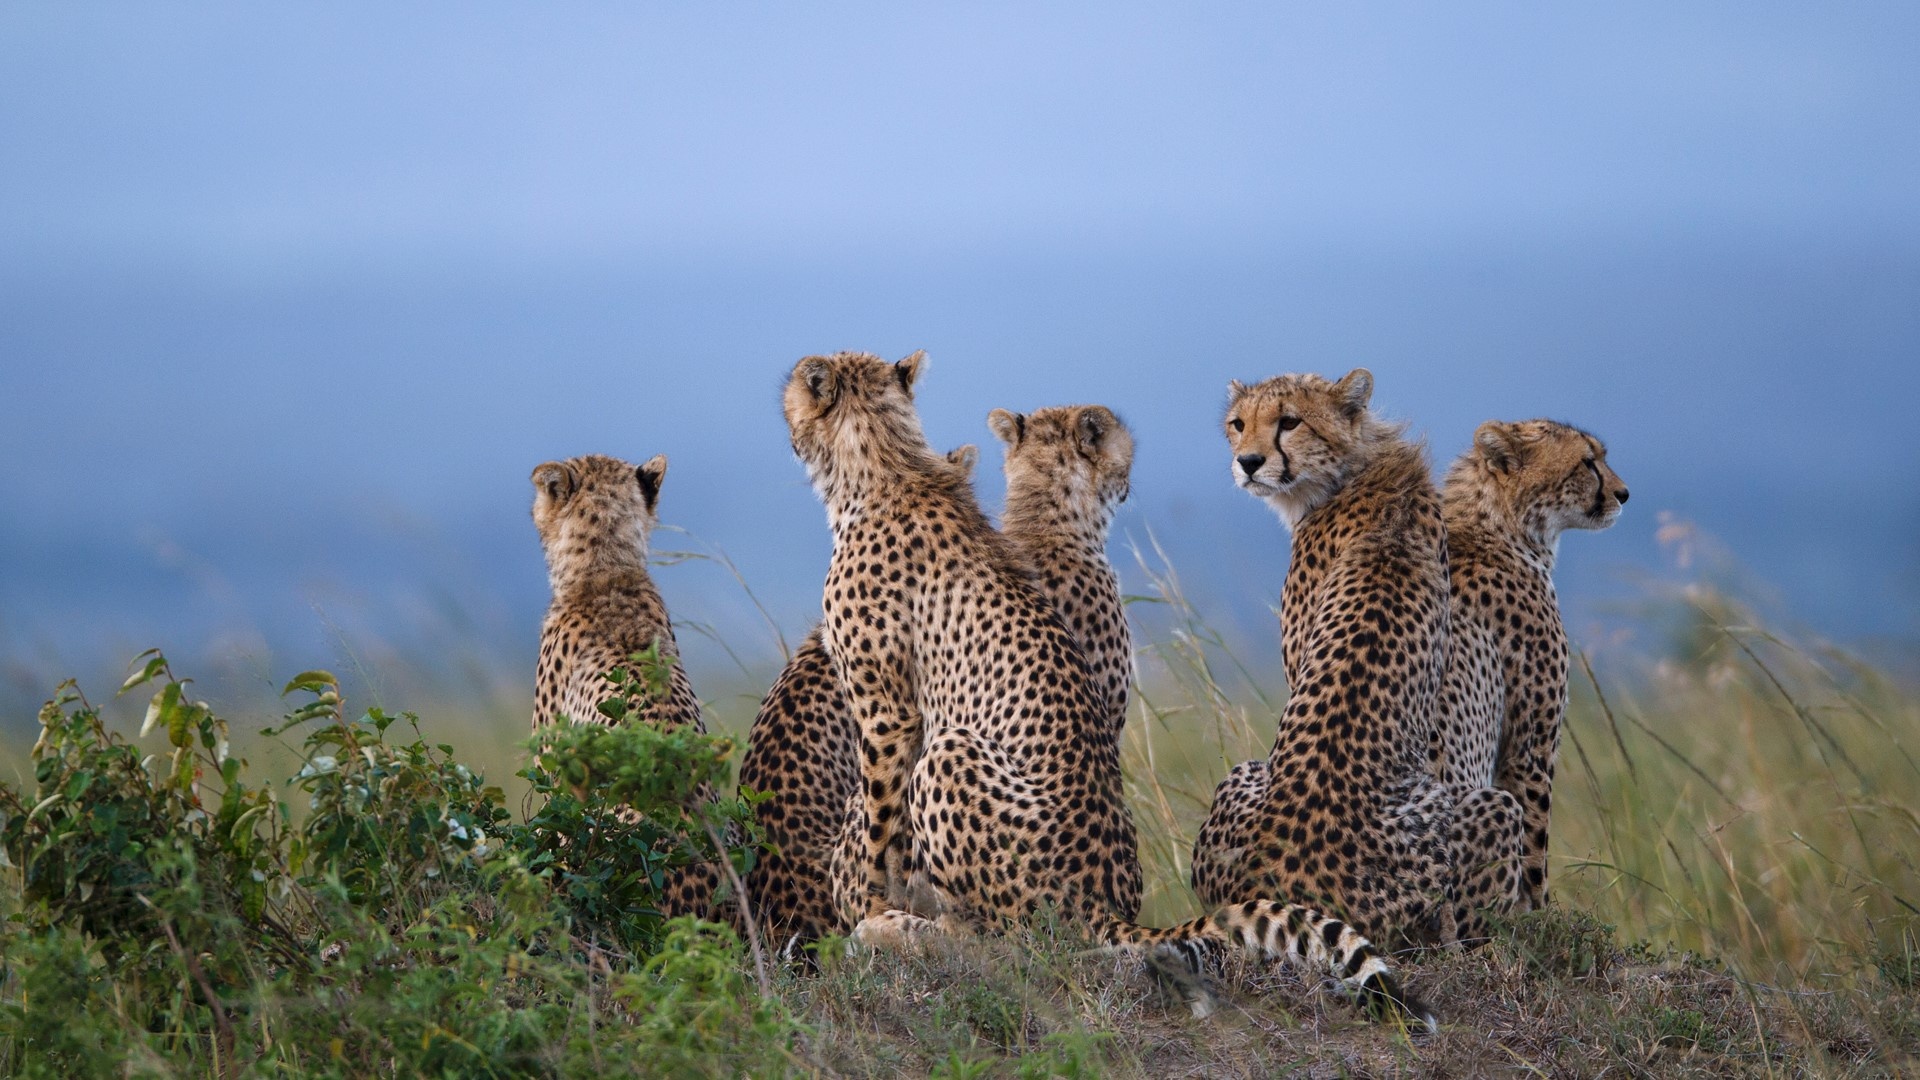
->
[0, 650, 779, 1077]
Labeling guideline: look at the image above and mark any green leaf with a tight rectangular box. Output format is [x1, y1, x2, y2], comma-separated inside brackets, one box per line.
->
[142, 682, 181, 738]
[168, 701, 198, 749]
[281, 670, 339, 697]
[117, 651, 167, 695]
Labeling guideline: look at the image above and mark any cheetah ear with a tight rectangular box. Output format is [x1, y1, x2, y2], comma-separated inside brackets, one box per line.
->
[635, 454, 668, 511]
[987, 408, 1025, 447]
[1333, 368, 1373, 419]
[1226, 379, 1248, 403]
[531, 461, 576, 503]
[893, 350, 927, 395]
[796, 357, 837, 408]
[945, 443, 979, 478]
[1474, 421, 1524, 473]
[1077, 406, 1115, 448]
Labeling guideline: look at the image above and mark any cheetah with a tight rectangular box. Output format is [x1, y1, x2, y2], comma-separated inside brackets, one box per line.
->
[737, 446, 980, 951]
[815, 404, 1142, 934]
[987, 404, 1135, 741]
[743, 402, 1138, 950]
[530, 452, 721, 918]
[1433, 420, 1628, 910]
[1189, 369, 1523, 954]
[785, 351, 1433, 1028]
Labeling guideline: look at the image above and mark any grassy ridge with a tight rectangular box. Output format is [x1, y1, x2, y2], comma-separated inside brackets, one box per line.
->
[1, 557, 1916, 1076]
[1114, 551, 1920, 986]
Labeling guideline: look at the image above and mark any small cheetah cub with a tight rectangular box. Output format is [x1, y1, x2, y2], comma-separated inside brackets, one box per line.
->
[529, 452, 719, 917]
[530, 453, 705, 735]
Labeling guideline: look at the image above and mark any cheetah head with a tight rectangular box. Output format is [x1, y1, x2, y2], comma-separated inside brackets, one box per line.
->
[1466, 420, 1629, 539]
[782, 350, 934, 495]
[529, 453, 668, 569]
[1223, 368, 1392, 528]
[988, 404, 1133, 522]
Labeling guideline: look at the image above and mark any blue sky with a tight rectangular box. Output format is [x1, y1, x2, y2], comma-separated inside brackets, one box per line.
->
[3, 4, 1917, 712]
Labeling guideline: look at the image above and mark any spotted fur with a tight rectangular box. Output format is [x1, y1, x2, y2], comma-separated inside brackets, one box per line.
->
[784, 353, 1432, 1030]
[1435, 419, 1628, 909]
[737, 446, 980, 951]
[530, 452, 720, 918]
[1191, 369, 1523, 963]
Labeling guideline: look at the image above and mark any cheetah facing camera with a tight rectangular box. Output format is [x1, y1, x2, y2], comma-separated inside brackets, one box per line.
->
[785, 351, 1434, 1031]
[1192, 370, 1523, 972]
[1435, 420, 1628, 910]
[529, 452, 720, 918]
[737, 445, 980, 952]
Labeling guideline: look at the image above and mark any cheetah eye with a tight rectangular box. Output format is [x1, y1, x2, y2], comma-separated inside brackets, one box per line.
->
[1278, 416, 1301, 431]
[1228, 418, 1244, 433]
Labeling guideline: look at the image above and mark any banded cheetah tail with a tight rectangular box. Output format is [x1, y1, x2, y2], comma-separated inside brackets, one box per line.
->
[1089, 901, 1437, 1035]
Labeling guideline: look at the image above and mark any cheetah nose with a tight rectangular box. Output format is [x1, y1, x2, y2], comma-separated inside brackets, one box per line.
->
[1236, 453, 1267, 477]
[1615, 488, 1630, 505]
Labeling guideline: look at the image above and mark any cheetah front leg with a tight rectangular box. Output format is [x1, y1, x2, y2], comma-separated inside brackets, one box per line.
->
[1498, 695, 1565, 911]
[831, 641, 926, 924]
[1444, 784, 1523, 945]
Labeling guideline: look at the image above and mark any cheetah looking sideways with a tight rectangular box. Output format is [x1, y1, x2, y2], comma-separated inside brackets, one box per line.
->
[530, 452, 719, 917]
[1190, 370, 1523, 953]
[786, 351, 1433, 1029]
[1434, 420, 1628, 910]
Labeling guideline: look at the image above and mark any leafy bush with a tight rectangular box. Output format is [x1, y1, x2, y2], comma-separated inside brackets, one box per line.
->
[0, 651, 783, 1077]
[516, 660, 758, 954]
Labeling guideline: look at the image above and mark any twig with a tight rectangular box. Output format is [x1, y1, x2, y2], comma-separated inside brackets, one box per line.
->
[148, 900, 237, 1080]
[708, 822, 773, 999]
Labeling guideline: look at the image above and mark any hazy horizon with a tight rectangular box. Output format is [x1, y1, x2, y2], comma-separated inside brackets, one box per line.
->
[4, 4, 1917, 720]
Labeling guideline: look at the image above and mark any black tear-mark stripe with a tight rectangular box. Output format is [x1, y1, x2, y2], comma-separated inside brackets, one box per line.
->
[1584, 459, 1607, 518]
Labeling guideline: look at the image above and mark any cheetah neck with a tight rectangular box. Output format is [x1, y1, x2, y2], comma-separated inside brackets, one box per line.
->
[1001, 480, 1113, 555]
[810, 411, 960, 534]
[813, 454, 967, 539]
[545, 524, 654, 601]
[1443, 478, 1560, 576]
[1292, 437, 1426, 535]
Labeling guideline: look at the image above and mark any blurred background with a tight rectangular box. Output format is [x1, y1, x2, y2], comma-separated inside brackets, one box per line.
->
[3, 3, 1917, 731]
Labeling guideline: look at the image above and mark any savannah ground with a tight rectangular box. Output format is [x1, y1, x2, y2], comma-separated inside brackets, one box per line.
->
[1, 540, 1915, 1078]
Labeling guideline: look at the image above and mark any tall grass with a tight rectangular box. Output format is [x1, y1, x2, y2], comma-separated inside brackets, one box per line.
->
[1113, 535, 1920, 990]
[2, 534, 1916, 1075]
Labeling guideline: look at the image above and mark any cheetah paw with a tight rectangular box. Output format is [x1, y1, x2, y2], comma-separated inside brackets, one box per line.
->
[852, 909, 939, 951]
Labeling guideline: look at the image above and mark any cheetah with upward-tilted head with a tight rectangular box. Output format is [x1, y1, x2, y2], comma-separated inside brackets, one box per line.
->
[1189, 370, 1523, 953]
[1434, 420, 1628, 911]
[530, 452, 720, 918]
[742, 405, 1141, 951]
[815, 404, 1143, 933]
[785, 351, 1434, 1029]
[737, 445, 981, 950]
